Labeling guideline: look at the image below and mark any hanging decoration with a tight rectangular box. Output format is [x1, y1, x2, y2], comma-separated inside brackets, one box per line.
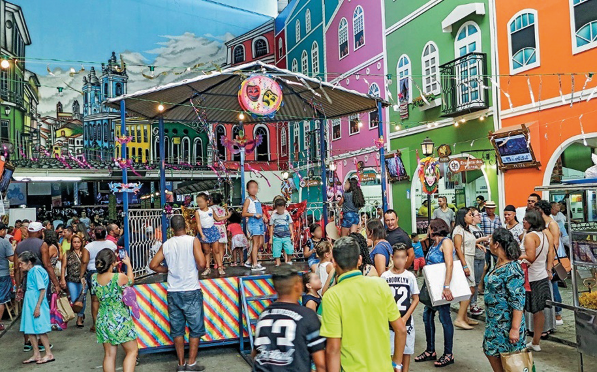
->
[114, 158, 142, 177]
[116, 135, 133, 145]
[108, 182, 141, 194]
[374, 136, 385, 150]
[326, 170, 343, 203]
[238, 74, 283, 118]
[246, 163, 271, 187]
[220, 130, 262, 155]
[417, 151, 440, 195]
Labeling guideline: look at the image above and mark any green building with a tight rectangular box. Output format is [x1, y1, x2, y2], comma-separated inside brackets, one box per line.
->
[384, 1, 499, 234]
[149, 122, 209, 166]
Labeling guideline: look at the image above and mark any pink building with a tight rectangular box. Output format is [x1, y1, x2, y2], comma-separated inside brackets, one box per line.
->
[325, 0, 386, 188]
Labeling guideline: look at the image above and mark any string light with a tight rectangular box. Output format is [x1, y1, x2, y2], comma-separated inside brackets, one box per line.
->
[460, 118, 466, 123]
[358, 121, 363, 128]
[454, 122, 459, 127]
[0, 58, 9, 69]
[69, 67, 76, 74]
[157, 103, 165, 112]
[238, 112, 245, 120]
[394, 124, 400, 131]
[479, 116, 485, 121]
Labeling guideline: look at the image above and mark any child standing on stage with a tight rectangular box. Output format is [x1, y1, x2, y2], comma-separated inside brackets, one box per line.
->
[411, 233, 426, 277]
[304, 224, 323, 273]
[316, 242, 334, 296]
[227, 211, 247, 267]
[210, 193, 230, 276]
[339, 178, 366, 236]
[302, 272, 322, 313]
[195, 193, 222, 276]
[269, 198, 295, 266]
[242, 180, 267, 271]
[381, 243, 420, 372]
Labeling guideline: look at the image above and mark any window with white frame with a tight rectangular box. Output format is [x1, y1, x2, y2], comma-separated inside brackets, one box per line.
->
[303, 121, 310, 149]
[296, 19, 301, 43]
[311, 42, 319, 76]
[254, 38, 268, 58]
[194, 138, 203, 164]
[312, 120, 321, 160]
[331, 118, 341, 140]
[397, 55, 412, 103]
[278, 38, 283, 58]
[281, 127, 288, 156]
[422, 42, 440, 94]
[339, 18, 349, 59]
[301, 50, 308, 74]
[353, 6, 365, 50]
[233, 45, 245, 64]
[368, 83, 380, 129]
[306, 10, 312, 33]
[349, 115, 360, 135]
[454, 22, 482, 106]
[455, 21, 481, 57]
[254, 125, 269, 161]
[509, 10, 539, 73]
[232, 125, 241, 161]
[368, 82, 381, 97]
[293, 123, 299, 156]
[291, 58, 298, 72]
[571, 0, 597, 53]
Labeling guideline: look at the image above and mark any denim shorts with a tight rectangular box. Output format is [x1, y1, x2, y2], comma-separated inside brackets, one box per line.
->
[247, 219, 265, 236]
[272, 237, 294, 258]
[341, 211, 360, 228]
[167, 289, 206, 339]
[0, 275, 11, 304]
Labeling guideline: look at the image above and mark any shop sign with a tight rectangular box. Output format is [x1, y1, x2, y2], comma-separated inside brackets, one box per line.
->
[437, 144, 452, 163]
[448, 158, 484, 173]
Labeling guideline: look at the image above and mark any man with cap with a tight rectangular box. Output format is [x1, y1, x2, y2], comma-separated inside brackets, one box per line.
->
[0, 222, 14, 331]
[480, 201, 502, 270]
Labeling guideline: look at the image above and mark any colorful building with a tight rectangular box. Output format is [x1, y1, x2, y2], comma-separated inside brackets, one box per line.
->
[148, 122, 209, 166]
[385, 0, 498, 234]
[493, 1, 597, 212]
[114, 119, 152, 164]
[324, 0, 386, 206]
[226, 20, 275, 67]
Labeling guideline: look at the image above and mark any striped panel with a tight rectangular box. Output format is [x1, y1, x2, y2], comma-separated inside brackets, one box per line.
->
[240, 277, 276, 335]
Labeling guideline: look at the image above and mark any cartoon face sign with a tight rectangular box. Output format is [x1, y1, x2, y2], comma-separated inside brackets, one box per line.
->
[246, 84, 260, 102]
[424, 163, 437, 187]
[262, 89, 278, 107]
[238, 75, 283, 117]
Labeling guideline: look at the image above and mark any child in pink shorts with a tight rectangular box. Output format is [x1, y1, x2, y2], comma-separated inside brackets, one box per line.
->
[411, 233, 426, 276]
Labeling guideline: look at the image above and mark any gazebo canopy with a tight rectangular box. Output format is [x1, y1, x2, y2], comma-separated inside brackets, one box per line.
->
[105, 61, 388, 123]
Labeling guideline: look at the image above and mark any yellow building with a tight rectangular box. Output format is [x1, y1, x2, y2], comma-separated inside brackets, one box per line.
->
[114, 118, 151, 163]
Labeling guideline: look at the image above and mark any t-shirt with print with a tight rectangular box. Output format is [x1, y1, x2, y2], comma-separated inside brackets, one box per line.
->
[269, 211, 292, 238]
[0, 238, 14, 276]
[470, 225, 486, 260]
[381, 270, 419, 328]
[452, 225, 477, 256]
[412, 242, 424, 258]
[253, 301, 325, 372]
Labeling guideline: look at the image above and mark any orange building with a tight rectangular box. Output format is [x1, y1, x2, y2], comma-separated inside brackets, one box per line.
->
[494, 0, 597, 209]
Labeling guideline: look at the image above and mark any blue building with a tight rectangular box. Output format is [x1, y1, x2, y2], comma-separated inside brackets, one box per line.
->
[82, 52, 128, 161]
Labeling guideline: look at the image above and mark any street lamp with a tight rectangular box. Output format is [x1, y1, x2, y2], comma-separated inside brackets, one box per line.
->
[421, 137, 435, 232]
[4, 106, 11, 116]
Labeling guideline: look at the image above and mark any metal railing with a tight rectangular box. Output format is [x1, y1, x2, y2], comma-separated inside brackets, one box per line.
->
[439, 52, 488, 117]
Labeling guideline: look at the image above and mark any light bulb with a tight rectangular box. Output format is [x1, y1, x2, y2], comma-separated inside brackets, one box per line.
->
[70, 67, 76, 74]
[0, 59, 9, 69]
[239, 112, 245, 120]
[358, 121, 363, 128]
[455, 122, 459, 127]
[480, 116, 485, 121]
[460, 118, 466, 123]
[395, 125, 400, 131]
[157, 104, 165, 112]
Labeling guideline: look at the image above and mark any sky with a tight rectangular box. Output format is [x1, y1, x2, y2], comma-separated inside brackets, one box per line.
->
[18, 0, 277, 75]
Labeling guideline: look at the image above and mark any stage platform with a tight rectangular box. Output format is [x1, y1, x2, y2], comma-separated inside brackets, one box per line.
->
[132, 261, 309, 354]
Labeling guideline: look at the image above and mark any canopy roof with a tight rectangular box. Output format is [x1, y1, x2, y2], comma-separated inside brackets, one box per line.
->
[105, 61, 388, 123]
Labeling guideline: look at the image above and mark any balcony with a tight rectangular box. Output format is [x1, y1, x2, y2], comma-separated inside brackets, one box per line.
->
[439, 52, 488, 117]
[0, 88, 24, 109]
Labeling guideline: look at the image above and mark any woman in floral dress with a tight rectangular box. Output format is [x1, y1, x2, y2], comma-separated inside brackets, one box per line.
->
[484, 228, 526, 372]
[91, 248, 138, 372]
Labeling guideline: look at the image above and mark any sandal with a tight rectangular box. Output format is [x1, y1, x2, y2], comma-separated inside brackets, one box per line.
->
[22, 357, 39, 364]
[434, 354, 454, 368]
[415, 350, 436, 362]
[540, 330, 553, 340]
[36, 356, 55, 365]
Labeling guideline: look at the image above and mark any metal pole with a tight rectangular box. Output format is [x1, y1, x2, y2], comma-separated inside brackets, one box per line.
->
[377, 100, 388, 212]
[120, 100, 130, 256]
[319, 119, 328, 227]
[427, 194, 431, 230]
[159, 115, 167, 243]
[240, 121, 246, 203]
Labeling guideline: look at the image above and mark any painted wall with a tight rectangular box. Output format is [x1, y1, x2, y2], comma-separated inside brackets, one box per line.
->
[285, 0, 324, 78]
[228, 28, 275, 66]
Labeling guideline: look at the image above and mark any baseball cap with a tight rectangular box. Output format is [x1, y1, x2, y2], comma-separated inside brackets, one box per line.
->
[485, 201, 497, 208]
[27, 222, 44, 232]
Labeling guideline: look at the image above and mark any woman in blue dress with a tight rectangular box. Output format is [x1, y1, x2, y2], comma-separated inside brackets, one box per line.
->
[484, 228, 526, 372]
[19, 251, 54, 365]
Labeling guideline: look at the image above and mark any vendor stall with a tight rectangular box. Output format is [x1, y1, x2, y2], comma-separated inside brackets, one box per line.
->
[536, 182, 597, 372]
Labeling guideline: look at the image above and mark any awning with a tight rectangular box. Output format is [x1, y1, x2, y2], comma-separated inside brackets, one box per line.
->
[442, 3, 485, 33]
[105, 61, 389, 123]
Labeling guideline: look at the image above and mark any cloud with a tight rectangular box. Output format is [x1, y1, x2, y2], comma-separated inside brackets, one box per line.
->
[37, 32, 232, 117]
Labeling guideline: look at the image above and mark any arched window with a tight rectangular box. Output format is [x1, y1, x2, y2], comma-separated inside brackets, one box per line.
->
[253, 37, 268, 58]
[353, 6, 365, 50]
[144, 149, 149, 163]
[232, 125, 241, 161]
[291, 59, 298, 72]
[153, 136, 159, 163]
[306, 10, 312, 33]
[339, 18, 349, 59]
[172, 138, 180, 164]
[455, 21, 481, 57]
[508, 10, 539, 73]
[194, 137, 203, 164]
[571, 0, 597, 53]
[216, 125, 226, 160]
[397, 55, 412, 103]
[115, 83, 122, 96]
[311, 42, 319, 76]
[103, 122, 109, 142]
[280, 127, 288, 157]
[368, 83, 381, 97]
[254, 125, 269, 161]
[278, 37, 283, 58]
[421, 41, 440, 94]
[182, 137, 191, 163]
[296, 19, 301, 43]
[455, 22, 482, 106]
[131, 147, 136, 161]
[233, 45, 245, 64]
[301, 50, 308, 75]
[137, 125, 141, 143]
[164, 137, 170, 163]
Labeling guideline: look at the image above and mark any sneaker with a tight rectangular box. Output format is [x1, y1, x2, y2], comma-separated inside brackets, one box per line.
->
[201, 268, 211, 276]
[218, 268, 225, 276]
[185, 363, 205, 371]
[251, 264, 266, 271]
[556, 319, 564, 326]
[286, 261, 293, 265]
[470, 305, 484, 316]
[38, 344, 53, 352]
[23, 343, 32, 352]
[526, 342, 541, 352]
[244, 261, 252, 268]
[176, 364, 186, 371]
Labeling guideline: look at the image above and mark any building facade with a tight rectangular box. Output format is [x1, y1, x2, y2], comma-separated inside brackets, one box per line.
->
[385, 0, 498, 234]
[226, 20, 275, 67]
[148, 122, 209, 166]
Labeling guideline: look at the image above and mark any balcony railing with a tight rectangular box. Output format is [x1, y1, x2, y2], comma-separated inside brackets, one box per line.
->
[439, 52, 488, 117]
[0, 88, 24, 108]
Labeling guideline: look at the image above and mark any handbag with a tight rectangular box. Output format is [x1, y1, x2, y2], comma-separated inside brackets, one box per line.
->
[56, 293, 76, 322]
[71, 285, 86, 314]
[500, 349, 536, 372]
[419, 282, 436, 310]
[50, 293, 67, 330]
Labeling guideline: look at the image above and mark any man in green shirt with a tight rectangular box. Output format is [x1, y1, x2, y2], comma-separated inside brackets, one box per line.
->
[320, 236, 407, 372]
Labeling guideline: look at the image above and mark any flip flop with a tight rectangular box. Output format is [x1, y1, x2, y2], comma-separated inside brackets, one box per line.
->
[36, 357, 55, 365]
[22, 358, 39, 364]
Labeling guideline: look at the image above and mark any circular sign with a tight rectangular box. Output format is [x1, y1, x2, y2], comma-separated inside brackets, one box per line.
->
[448, 159, 461, 173]
[238, 75, 283, 117]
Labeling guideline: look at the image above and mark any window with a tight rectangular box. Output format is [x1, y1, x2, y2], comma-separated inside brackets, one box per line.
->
[137, 125, 141, 143]
[232, 125, 241, 161]
[0, 69, 7, 95]
[454, 22, 482, 106]
[571, 0, 597, 53]
[194, 138, 203, 164]
[103, 122, 109, 142]
[182, 137, 190, 163]
[0, 120, 9, 141]
[145, 149, 149, 163]
[143, 126, 148, 143]
[339, 18, 349, 59]
[311, 120, 321, 160]
[368, 83, 381, 97]
[303, 121, 310, 149]
[306, 10, 312, 33]
[397, 55, 412, 103]
[296, 19, 301, 43]
[281, 127, 288, 156]
[311, 42, 319, 76]
[292, 58, 298, 72]
[368, 83, 380, 129]
[278, 37, 283, 58]
[293, 123, 299, 157]
[331, 119, 341, 140]
[153, 137, 159, 163]
[216, 125, 226, 160]
[115, 83, 123, 96]
[254, 37, 268, 58]
[353, 6, 365, 50]
[349, 115, 360, 135]
[254, 125, 269, 161]
[233, 45, 245, 64]
[509, 10, 539, 73]
[172, 139, 180, 163]
[131, 147, 136, 161]
[422, 42, 440, 94]
[301, 50, 308, 75]
[164, 137, 170, 163]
